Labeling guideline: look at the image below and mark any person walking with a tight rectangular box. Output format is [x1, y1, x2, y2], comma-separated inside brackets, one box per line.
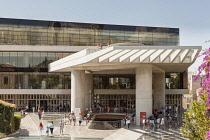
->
[156, 117, 161, 129]
[160, 118, 165, 130]
[142, 116, 146, 130]
[72, 113, 76, 126]
[86, 112, 91, 125]
[168, 117, 173, 131]
[38, 109, 42, 120]
[49, 121, 55, 135]
[38, 122, 44, 135]
[63, 113, 67, 125]
[78, 115, 83, 126]
[45, 124, 50, 136]
[69, 112, 73, 125]
[58, 120, 64, 135]
[126, 118, 131, 129]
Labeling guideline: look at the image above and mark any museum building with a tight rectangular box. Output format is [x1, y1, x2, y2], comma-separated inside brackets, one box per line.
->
[0, 18, 201, 124]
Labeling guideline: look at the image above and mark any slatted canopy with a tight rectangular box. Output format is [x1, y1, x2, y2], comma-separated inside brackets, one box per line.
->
[49, 46, 201, 73]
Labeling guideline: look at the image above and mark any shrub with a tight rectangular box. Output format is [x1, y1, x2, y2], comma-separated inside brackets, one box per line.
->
[0, 100, 15, 134]
[12, 115, 21, 132]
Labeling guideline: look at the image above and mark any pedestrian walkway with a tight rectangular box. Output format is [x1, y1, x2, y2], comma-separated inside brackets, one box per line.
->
[4, 113, 187, 140]
[19, 113, 116, 138]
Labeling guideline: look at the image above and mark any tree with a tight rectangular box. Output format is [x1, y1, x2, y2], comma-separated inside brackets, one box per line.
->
[181, 92, 209, 139]
[181, 48, 210, 140]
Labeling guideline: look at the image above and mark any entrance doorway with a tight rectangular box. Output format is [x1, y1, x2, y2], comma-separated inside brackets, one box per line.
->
[29, 100, 36, 111]
[40, 100, 47, 111]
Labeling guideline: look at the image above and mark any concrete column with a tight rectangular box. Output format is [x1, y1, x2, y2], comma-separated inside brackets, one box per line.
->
[136, 65, 152, 125]
[85, 74, 93, 110]
[71, 70, 85, 113]
[183, 70, 188, 89]
[153, 73, 165, 110]
[23, 73, 29, 89]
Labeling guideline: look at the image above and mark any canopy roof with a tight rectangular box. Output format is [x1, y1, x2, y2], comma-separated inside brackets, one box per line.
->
[49, 46, 201, 73]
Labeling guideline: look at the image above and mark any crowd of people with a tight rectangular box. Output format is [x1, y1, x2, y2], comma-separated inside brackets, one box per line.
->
[36, 109, 92, 136]
[142, 111, 178, 131]
[28, 106, 179, 136]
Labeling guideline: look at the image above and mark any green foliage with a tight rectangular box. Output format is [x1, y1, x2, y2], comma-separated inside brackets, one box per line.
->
[0, 101, 17, 134]
[181, 92, 210, 140]
[0, 133, 6, 136]
[12, 115, 21, 132]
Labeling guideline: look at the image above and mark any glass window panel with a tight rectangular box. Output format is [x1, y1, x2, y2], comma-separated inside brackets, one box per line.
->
[39, 52, 48, 68]
[10, 52, 17, 67]
[2, 52, 10, 66]
[47, 52, 56, 63]
[17, 52, 24, 67]
[0, 52, 3, 65]
[32, 52, 41, 67]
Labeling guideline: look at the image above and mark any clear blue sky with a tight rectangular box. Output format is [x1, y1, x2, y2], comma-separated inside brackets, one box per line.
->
[0, 0, 209, 71]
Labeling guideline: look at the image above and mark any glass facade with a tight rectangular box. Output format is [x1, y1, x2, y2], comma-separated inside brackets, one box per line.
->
[0, 51, 72, 89]
[0, 18, 179, 46]
[0, 72, 71, 89]
[93, 74, 135, 89]
[0, 51, 73, 68]
[1, 94, 71, 111]
[165, 73, 184, 89]
[93, 94, 135, 113]
[0, 18, 183, 111]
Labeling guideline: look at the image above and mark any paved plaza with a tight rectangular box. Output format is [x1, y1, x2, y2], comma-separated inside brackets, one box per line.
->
[3, 113, 187, 140]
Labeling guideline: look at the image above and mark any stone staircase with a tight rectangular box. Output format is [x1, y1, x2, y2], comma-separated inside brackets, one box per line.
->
[19, 114, 40, 136]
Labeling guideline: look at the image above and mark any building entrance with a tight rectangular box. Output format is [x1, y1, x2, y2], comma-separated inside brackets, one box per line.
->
[29, 100, 36, 111]
[40, 100, 47, 110]
[93, 94, 135, 113]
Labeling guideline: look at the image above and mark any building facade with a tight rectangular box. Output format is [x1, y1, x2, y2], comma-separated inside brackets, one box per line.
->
[0, 18, 200, 124]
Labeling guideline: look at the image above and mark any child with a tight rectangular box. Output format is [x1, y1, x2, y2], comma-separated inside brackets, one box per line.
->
[46, 124, 50, 136]
[59, 120, 64, 135]
[38, 122, 43, 135]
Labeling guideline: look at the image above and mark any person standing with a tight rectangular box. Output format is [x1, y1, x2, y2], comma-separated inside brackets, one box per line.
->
[38, 122, 44, 135]
[79, 111, 83, 116]
[107, 106, 110, 113]
[58, 120, 64, 135]
[49, 121, 54, 135]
